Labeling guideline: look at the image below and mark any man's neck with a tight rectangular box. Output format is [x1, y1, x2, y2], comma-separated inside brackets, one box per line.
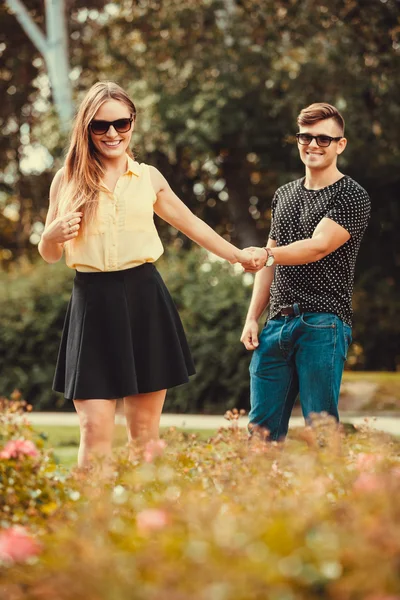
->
[304, 166, 344, 191]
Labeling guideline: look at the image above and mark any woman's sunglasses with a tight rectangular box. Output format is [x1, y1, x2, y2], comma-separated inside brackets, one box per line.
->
[89, 117, 133, 135]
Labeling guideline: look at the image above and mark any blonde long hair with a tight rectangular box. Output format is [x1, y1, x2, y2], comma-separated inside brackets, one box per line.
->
[56, 82, 136, 225]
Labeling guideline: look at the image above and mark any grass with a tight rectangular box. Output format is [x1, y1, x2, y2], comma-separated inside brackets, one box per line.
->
[341, 371, 400, 412]
[33, 425, 217, 467]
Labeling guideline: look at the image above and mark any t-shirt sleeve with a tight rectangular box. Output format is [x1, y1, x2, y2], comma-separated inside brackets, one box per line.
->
[325, 185, 371, 237]
[268, 193, 278, 240]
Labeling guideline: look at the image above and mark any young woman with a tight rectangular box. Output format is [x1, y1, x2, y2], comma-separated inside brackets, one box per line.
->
[39, 81, 266, 472]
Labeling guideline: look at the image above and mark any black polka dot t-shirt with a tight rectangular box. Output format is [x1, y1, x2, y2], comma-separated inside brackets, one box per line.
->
[268, 175, 371, 326]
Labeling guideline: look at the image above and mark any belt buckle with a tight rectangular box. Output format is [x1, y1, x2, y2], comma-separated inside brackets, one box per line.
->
[281, 305, 294, 316]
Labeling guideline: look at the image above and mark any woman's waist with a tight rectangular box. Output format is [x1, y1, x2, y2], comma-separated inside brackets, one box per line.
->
[74, 261, 157, 281]
[65, 232, 164, 272]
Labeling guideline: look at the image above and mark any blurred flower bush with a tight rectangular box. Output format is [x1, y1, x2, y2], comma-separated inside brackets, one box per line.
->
[0, 403, 400, 599]
[0, 394, 78, 530]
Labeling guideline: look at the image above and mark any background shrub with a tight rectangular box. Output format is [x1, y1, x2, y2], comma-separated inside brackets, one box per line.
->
[1, 251, 399, 414]
[0, 251, 254, 413]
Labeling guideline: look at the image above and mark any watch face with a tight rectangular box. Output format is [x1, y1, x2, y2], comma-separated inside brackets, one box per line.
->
[266, 254, 275, 267]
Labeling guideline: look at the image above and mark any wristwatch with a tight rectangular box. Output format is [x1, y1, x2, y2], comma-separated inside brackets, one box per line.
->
[264, 247, 275, 267]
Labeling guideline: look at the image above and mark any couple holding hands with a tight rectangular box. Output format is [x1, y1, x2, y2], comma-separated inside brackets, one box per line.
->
[39, 82, 370, 471]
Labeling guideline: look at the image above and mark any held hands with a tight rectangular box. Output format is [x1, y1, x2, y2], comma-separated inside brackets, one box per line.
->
[42, 212, 83, 244]
[236, 247, 268, 272]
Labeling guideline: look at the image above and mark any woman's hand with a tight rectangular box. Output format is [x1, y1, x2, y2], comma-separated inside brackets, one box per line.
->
[237, 247, 267, 272]
[42, 212, 83, 244]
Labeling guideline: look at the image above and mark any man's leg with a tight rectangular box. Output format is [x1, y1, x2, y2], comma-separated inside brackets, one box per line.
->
[249, 317, 299, 441]
[294, 313, 352, 422]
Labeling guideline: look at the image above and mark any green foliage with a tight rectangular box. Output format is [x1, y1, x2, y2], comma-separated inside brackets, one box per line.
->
[352, 272, 400, 371]
[1, 410, 400, 598]
[1, 253, 400, 412]
[160, 249, 254, 414]
[0, 251, 255, 411]
[2, 0, 400, 367]
[0, 262, 74, 410]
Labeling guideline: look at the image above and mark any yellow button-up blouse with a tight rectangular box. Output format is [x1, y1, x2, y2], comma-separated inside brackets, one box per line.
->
[65, 157, 164, 272]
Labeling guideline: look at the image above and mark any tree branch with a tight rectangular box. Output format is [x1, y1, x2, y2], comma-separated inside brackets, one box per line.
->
[5, 0, 48, 56]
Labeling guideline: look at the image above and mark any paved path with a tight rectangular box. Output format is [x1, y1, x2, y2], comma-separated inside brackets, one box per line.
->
[26, 412, 400, 435]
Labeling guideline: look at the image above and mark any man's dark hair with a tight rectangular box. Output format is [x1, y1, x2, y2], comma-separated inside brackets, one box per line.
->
[297, 103, 345, 135]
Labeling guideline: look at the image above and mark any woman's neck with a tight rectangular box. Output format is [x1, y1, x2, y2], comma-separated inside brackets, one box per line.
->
[102, 153, 128, 175]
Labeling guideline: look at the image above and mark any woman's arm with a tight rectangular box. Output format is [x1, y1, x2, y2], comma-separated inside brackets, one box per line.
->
[38, 169, 83, 264]
[150, 166, 266, 269]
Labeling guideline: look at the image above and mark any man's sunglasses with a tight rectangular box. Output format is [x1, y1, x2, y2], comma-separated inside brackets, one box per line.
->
[296, 133, 342, 147]
[89, 117, 133, 135]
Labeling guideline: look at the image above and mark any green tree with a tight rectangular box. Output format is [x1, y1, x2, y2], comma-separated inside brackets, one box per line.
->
[1, 0, 399, 369]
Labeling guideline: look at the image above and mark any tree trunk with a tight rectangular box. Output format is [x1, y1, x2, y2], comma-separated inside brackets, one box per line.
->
[6, 0, 74, 132]
[44, 0, 73, 131]
[221, 150, 263, 248]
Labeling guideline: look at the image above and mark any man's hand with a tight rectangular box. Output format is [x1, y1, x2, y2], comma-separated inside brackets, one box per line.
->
[241, 247, 268, 272]
[240, 318, 260, 350]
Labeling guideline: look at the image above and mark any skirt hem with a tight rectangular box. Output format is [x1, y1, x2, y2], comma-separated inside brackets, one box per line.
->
[53, 372, 195, 401]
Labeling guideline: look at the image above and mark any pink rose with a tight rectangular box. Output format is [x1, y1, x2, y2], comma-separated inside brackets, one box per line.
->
[143, 439, 166, 463]
[311, 476, 331, 496]
[136, 509, 168, 534]
[356, 453, 382, 471]
[391, 467, 400, 479]
[365, 596, 400, 600]
[0, 439, 39, 460]
[0, 527, 41, 564]
[353, 473, 381, 493]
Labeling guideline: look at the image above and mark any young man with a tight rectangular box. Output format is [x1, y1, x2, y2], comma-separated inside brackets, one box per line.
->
[241, 103, 370, 440]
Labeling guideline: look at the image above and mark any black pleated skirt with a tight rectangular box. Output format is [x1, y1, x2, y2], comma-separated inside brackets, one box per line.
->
[53, 263, 195, 400]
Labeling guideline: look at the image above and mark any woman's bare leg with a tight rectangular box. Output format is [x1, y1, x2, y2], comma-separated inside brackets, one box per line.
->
[124, 390, 167, 453]
[73, 399, 117, 475]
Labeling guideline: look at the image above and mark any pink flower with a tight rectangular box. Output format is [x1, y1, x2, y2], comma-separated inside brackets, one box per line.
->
[311, 476, 331, 496]
[391, 467, 400, 479]
[365, 596, 400, 600]
[353, 473, 381, 493]
[143, 439, 167, 463]
[0, 439, 39, 460]
[356, 453, 382, 471]
[136, 509, 168, 534]
[0, 527, 41, 564]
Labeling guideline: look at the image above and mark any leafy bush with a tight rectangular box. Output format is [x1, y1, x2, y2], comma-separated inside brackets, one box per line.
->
[160, 250, 255, 413]
[0, 263, 74, 410]
[1, 251, 399, 414]
[0, 410, 400, 599]
[0, 250, 255, 413]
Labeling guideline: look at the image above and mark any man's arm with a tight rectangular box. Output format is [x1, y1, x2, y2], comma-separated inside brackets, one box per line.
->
[240, 240, 277, 350]
[244, 217, 350, 270]
[271, 217, 350, 265]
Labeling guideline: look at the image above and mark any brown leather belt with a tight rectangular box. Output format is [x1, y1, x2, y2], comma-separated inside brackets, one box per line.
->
[279, 304, 304, 316]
